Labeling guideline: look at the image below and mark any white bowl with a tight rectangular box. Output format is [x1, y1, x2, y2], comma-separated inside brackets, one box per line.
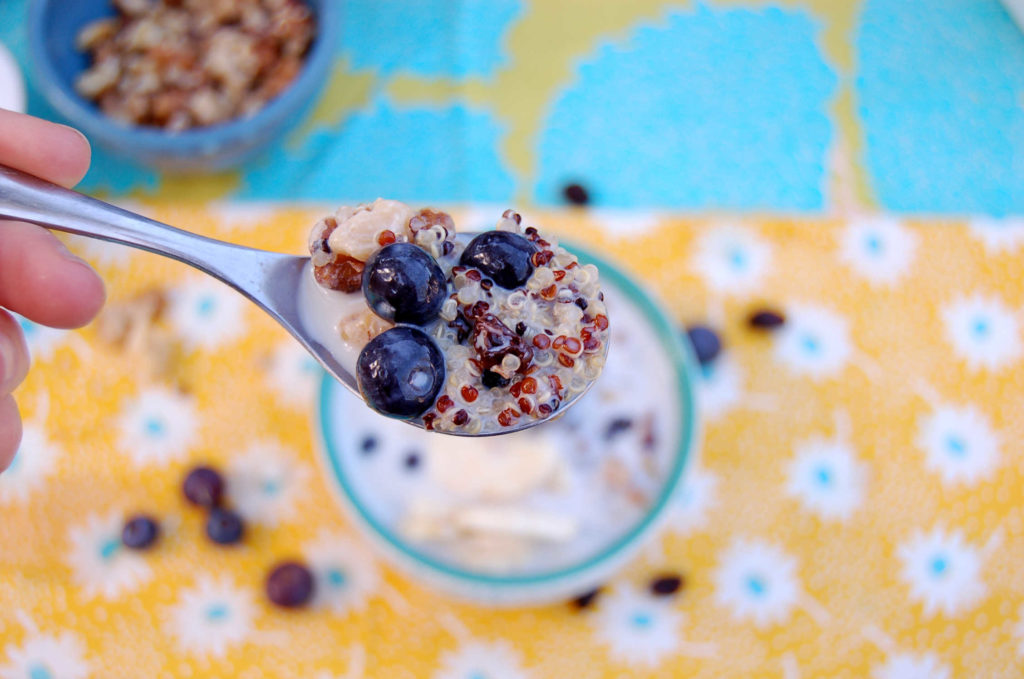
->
[314, 243, 701, 606]
[1003, 0, 1024, 32]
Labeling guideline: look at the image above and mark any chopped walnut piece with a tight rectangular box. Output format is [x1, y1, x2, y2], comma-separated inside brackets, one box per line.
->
[95, 289, 180, 381]
[313, 254, 365, 293]
[409, 208, 457, 258]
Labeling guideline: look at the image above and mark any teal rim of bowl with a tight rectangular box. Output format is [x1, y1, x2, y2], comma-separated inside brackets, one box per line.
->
[317, 241, 700, 586]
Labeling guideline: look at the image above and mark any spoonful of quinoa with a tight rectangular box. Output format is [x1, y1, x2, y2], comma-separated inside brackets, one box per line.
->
[300, 200, 609, 435]
[0, 165, 609, 436]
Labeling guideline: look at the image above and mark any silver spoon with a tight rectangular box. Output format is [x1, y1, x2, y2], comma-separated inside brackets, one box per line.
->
[0, 163, 594, 436]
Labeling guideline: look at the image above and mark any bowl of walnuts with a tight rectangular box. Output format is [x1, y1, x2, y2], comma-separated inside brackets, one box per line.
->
[28, 0, 338, 171]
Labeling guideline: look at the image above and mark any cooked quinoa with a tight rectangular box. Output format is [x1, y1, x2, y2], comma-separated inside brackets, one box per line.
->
[308, 202, 609, 434]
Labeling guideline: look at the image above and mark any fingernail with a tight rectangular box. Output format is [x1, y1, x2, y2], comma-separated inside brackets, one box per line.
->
[54, 238, 91, 268]
[0, 332, 13, 388]
[58, 123, 90, 148]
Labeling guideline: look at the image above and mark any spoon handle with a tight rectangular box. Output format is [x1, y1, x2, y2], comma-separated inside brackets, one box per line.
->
[0, 163, 286, 290]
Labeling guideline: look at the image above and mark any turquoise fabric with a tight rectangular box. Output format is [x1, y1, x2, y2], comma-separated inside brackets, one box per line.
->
[2, 0, 1023, 214]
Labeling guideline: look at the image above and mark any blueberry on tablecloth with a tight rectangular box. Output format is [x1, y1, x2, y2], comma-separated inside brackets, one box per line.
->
[572, 587, 602, 609]
[748, 308, 786, 330]
[563, 183, 590, 205]
[206, 508, 245, 545]
[122, 515, 160, 550]
[649, 573, 685, 597]
[686, 325, 722, 365]
[184, 466, 225, 508]
[266, 562, 315, 608]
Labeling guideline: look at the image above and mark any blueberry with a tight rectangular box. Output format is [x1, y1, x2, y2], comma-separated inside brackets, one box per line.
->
[481, 369, 510, 389]
[603, 417, 633, 440]
[206, 508, 244, 545]
[362, 243, 447, 325]
[404, 451, 421, 470]
[686, 325, 721, 365]
[122, 515, 159, 550]
[183, 466, 224, 508]
[562, 183, 590, 205]
[748, 308, 786, 330]
[266, 561, 315, 608]
[357, 326, 445, 418]
[459, 231, 536, 290]
[571, 587, 602, 609]
[649, 573, 685, 597]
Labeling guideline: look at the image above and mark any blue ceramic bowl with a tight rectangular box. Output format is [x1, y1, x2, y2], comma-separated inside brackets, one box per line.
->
[28, 0, 338, 171]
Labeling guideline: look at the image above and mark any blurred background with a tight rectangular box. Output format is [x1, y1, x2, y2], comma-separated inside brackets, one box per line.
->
[2, 0, 1023, 214]
[2, 1, 1024, 678]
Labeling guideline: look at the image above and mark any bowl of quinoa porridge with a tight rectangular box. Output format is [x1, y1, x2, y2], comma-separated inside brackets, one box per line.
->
[313, 217, 700, 604]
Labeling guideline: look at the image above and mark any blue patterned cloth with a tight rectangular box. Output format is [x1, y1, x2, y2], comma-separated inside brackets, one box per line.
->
[1, 0, 1022, 214]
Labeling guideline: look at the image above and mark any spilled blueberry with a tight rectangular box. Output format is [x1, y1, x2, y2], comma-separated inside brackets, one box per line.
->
[206, 508, 244, 545]
[357, 326, 445, 419]
[748, 308, 786, 330]
[363, 243, 447, 325]
[266, 561, 315, 608]
[686, 325, 721, 365]
[183, 466, 224, 508]
[650, 573, 685, 597]
[571, 587, 602, 609]
[460, 231, 536, 290]
[562, 183, 590, 206]
[122, 515, 159, 550]
[404, 451, 421, 470]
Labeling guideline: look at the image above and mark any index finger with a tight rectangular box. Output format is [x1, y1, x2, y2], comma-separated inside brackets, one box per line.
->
[0, 108, 91, 188]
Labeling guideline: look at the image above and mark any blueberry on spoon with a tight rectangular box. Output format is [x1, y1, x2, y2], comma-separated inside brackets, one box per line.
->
[363, 243, 447, 325]
[357, 326, 445, 418]
[460, 231, 536, 289]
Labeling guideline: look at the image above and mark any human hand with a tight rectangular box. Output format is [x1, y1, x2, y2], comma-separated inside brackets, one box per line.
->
[0, 109, 105, 471]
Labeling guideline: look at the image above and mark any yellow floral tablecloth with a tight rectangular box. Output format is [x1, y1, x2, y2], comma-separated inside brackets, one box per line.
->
[2, 206, 1024, 678]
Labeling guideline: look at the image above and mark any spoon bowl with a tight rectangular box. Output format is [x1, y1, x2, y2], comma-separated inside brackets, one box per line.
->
[0, 163, 595, 435]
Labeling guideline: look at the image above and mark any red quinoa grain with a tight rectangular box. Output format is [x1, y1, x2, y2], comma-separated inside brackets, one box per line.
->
[436, 395, 454, 413]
